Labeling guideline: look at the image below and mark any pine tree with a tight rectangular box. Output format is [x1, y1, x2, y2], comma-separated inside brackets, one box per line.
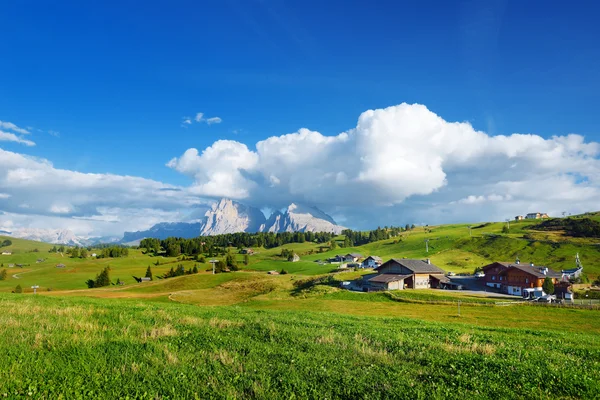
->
[0, 269, 7, 280]
[15, 284, 22, 293]
[244, 254, 249, 266]
[226, 251, 237, 269]
[192, 265, 198, 274]
[542, 277, 555, 295]
[94, 266, 111, 287]
[145, 266, 153, 280]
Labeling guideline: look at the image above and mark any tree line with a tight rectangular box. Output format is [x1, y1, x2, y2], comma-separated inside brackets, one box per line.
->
[139, 226, 415, 258]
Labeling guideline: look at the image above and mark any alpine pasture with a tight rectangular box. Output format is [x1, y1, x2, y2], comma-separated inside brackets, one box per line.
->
[1, 216, 599, 398]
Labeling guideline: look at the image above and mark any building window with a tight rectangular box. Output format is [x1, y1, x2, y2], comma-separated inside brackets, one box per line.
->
[492, 276, 496, 281]
[525, 278, 529, 284]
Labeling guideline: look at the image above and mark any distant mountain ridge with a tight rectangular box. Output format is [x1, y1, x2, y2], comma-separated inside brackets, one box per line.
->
[5, 228, 90, 246]
[119, 198, 345, 243]
[260, 203, 345, 234]
[2, 199, 345, 245]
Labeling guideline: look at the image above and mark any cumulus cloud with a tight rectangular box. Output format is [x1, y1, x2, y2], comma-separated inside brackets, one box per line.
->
[3, 103, 600, 236]
[0, 130, 35, 146]
[0, 148, 208, 236]
[168, 103, 600, 224]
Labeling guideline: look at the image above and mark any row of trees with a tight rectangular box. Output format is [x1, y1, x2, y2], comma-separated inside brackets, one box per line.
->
[140, 226, 417, 258]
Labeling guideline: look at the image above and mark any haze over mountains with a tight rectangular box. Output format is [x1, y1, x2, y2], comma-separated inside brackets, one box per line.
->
[121, 198, 345, 245]
[2, 199, 346, 245]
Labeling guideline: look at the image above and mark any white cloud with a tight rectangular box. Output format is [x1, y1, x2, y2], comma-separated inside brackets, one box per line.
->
[206, 117, 222, 125]
[0, 130, 35, 146]
[0, 147, 207, 236]
[3, 103, 600, 236]
[167, 141, 258, 198]
[168, 103, 600, 225]
[184, 112, 222, 126]
[0, 120, 30, 135]
[48, 130, 60, 137]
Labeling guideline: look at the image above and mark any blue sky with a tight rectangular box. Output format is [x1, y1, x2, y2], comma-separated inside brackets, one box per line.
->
[1, 0, 599, 235]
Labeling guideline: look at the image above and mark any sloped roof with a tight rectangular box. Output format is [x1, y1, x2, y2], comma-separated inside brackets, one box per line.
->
[364, 256, 382, 262]
[376, 259, 445, 274]
[347, 253, 363, 258]
[500, 264, 561, 279]
[368, 274, 411, 283]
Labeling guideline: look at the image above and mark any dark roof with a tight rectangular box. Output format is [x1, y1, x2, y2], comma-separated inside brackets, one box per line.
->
[364, 256, 382, 262]
[368, 274, 411, 283]
[482, 262, 512, 272]
[500, 264, 561, 279]
[377, 259, 445, 274]
[561, 267, 583, 274]
[429, 274, 451, 284]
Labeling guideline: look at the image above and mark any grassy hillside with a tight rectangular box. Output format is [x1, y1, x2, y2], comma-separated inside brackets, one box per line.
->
[1, 294, 598, 399]
[1, 215, 599, 294]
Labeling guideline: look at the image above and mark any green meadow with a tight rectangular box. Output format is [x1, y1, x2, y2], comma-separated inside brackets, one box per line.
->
[1, 295, 599, 399]
[1, 216, 599, 398]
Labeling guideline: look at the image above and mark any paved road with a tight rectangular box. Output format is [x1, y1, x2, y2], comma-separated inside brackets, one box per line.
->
[448, 276, 518, 299]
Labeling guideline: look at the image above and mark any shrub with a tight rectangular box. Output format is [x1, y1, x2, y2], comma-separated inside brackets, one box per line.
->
[0, 269, 7, 281]
[280, 269, 288, 275]
[15, 284, 22, 293]
[542, 277, 554, 295]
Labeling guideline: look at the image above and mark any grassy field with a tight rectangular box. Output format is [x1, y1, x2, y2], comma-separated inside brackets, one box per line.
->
[1, 215, 599, 295]
[1, 294, 599, 399]
[1, 220, 600, 398]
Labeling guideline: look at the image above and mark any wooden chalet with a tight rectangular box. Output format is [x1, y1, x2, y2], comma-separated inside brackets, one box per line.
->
[366, 258, 446, 290]
[498, 263, 561, 296]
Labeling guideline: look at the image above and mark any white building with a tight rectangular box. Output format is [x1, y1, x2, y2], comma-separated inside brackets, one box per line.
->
[361, 256, 383, 269]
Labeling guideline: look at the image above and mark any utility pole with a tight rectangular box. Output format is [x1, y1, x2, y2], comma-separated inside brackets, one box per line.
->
[209, 259, 218, 275]
[425, 239, 429, 253]
[31, 285, 39, 294]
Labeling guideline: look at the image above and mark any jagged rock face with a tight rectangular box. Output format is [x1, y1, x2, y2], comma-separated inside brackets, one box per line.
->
[260, 203, 345, 234]
[199, 198, 266, 235]
[260, 211, 284, 233]
[121, 222, 201, 243]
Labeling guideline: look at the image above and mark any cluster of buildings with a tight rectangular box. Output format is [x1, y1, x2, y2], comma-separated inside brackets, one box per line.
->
[515, 212, 549, 221]
[341, 253, 580, 300]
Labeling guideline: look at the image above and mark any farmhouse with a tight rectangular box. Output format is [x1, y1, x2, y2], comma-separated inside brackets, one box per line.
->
[345, 253, 363, 262]
[525, 212, 549, 219]
[515, 215, 524, 221]
[56, 263, 66, 268]
[361, 256, 383, 269]
[240, 248, 255, 255]
[1, 251, 11, 256]
[481, 261, 513, 289]
[365, 258, 446, 290]
[498, 263, 561, 297]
